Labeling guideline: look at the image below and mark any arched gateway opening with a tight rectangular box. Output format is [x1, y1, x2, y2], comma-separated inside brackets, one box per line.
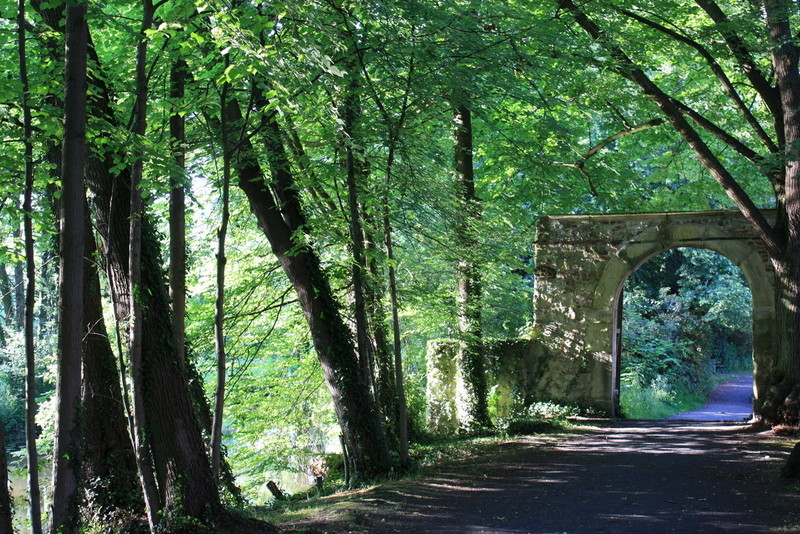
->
[533, 211, 777, 416]
[616, 247, 754, 419]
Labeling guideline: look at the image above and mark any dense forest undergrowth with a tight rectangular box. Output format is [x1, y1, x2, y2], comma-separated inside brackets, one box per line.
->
[2, 0, 800, 532]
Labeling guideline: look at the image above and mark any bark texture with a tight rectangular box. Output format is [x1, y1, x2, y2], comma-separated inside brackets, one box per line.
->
[50, 2, 87, 531]
[80, 202, 143, 528]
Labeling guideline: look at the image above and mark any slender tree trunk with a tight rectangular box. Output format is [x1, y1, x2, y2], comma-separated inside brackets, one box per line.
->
[18, 0, 42, 530]
[169, 57, 188, 373]
[0, 424, 11, 534]
[453, 103, 490, 431]
[0, 266, 12, 331]
[340, 79, 378, 406]
[50, 1, 88, 531]
[382, 145, 409, 466]
[362, 209, 399, 451]
[211, 82, 232, 480]
[13, 227, 24, 331]
[128, 4, 162, 530]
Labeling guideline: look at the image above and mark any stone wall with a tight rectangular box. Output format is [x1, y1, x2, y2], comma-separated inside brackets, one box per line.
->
[426, 337, 599, 434]
[426, 210, 778, 432]
[534, 210, 777, 414]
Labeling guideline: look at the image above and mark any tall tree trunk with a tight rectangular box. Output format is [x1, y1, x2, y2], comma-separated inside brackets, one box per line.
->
[765, 0, 800, 383]
[128, 4, 163, 530]
[339, 61, 401, 452]
[362, 209, 399, 452]
[169, 57, 188, 377]
[80, 200, 143, 526]
[50, 1, 87, 531]
[453, 103, 490, 431]
[382, 145, 409, 466]
[211, 81, 232, 480]
[0, 424, 11, 534]
[18, 0, 42, 530]
[340, 77, 378, 408]
[222, 96, 392, 481]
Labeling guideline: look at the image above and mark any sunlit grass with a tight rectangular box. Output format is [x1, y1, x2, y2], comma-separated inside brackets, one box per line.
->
[620, 379, 706, 419]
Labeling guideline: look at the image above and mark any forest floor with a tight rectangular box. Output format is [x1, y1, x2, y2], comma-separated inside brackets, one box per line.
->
[274, 376, 800, 533]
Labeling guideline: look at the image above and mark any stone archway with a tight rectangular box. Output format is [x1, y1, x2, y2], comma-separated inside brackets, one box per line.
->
[534, 210, 777, 415]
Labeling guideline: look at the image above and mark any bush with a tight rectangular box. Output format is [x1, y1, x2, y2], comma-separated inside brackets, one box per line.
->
[498, 401, 588, 436]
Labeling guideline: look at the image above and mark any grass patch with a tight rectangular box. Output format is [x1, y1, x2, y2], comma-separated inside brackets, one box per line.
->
[619, 373, 728, 419]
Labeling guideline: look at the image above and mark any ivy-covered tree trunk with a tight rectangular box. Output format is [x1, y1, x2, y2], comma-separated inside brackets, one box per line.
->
[758, 0, 800, 422]
[223, 96, 392, 480]
[31, 7, 223, 524]
[336, 48, 401, 451]
[453, 103, 491, 431]
[127, 5, 163, 530]
[80, 201, 142, 526]
[382, 188, 410, 466]
[363, 216, 400, 452]
[341, 78, 378, 409]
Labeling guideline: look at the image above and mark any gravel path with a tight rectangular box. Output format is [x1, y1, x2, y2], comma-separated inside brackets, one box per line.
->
[284, 375, 800, 533]
[669, 374, 754, 422]
[285, 422, 800, 533]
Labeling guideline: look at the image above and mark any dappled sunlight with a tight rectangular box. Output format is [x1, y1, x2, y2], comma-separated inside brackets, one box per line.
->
[295, 420, 800, 533]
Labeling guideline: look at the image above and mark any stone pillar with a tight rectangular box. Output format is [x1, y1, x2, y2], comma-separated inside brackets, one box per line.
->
[426, 340, 460, 435]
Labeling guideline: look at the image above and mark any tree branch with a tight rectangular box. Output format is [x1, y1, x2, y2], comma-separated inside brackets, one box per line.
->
[693, 0, 784, 145]
[618, 6, 777, 153]
[557, 0, 782, 259]
[550, 117, 665, 197]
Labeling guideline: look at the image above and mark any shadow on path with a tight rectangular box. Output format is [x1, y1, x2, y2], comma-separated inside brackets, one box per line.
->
[285, 421, 800, 533]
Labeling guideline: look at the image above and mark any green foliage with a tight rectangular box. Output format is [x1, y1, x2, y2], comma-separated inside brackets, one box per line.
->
[0, 374, 23, 435]
[498, 401, 598, 436]
[620, 248, 752, 419]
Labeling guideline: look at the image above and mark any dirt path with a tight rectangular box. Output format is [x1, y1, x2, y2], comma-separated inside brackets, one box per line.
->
[283, 422, 800, 533]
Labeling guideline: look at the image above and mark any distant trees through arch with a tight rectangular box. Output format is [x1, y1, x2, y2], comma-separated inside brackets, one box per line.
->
[617, 247, 753, 419]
